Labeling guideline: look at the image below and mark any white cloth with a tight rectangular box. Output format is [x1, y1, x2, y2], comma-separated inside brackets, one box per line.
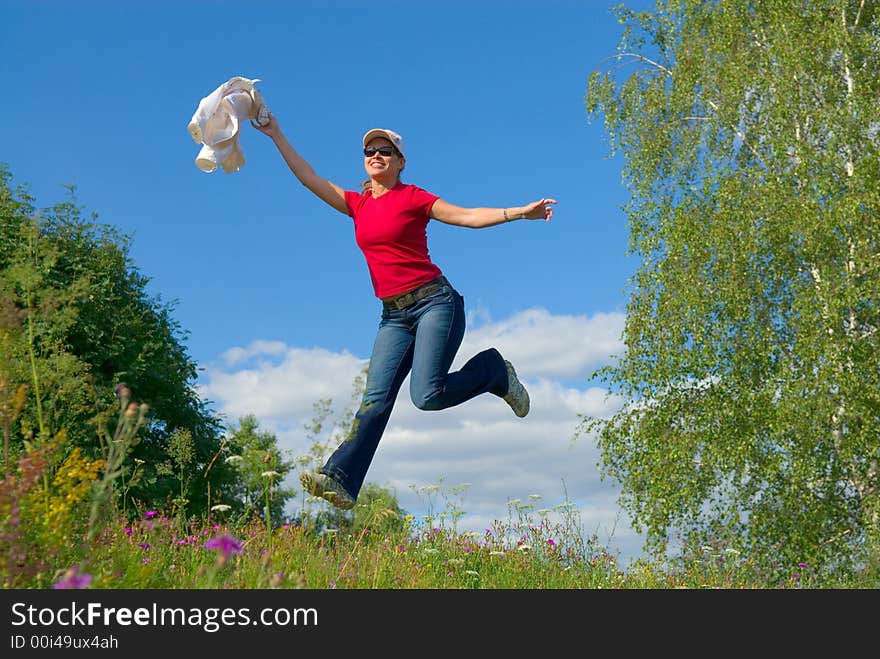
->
[187, 76, 269, 173]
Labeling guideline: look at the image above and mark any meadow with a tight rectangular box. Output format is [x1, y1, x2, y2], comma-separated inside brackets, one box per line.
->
[8, 447, 865, 591]
[2, 369, 877, 591]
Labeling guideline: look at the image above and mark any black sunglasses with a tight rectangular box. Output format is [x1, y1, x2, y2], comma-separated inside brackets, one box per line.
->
[363, 146, 398, 157]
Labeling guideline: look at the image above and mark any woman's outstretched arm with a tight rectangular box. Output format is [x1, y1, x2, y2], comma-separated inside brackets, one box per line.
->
[252, 113, 348, 215]
[430, 198, 556, 228]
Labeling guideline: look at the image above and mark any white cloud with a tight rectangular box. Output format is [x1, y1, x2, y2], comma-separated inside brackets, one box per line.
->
[459, 308, 625, 379]
[198, 346, 366, 421]
[198, 307, 644, 563]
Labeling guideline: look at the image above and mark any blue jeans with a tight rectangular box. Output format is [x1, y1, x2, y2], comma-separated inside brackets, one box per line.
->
[320, 279, 509, 500]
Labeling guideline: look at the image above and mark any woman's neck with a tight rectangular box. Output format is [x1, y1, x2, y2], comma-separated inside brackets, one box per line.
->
[370, 177, 398, 197]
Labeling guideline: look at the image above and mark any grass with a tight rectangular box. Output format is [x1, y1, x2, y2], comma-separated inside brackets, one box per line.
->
[3, 386, 877, 590]
[33, 494, 870, 590]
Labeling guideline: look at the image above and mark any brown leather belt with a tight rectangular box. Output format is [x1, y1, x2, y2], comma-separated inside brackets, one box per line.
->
[382, 276, 448, 310]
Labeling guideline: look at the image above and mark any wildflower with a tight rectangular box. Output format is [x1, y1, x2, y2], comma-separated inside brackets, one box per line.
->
[464, 570, 479, 576]
[489, 551, 506, 556]
[144, 510, 158, 519]
[53, 567, 92, 590]
[123, 527, 133, 536]
[329, 581, 336, 589]
[798, 562, 808, 568]
[138, 542, 151, 551]
[517, 544, 532, 552]
[547, 539, 556, 547]
[205, 532, 243, 559]
[224, 455, 243, 464]
[211, 504, 231, 513]
[125, 403, 139, 419]
[261, 470, 280, 479]
[115, 384, 131, 400]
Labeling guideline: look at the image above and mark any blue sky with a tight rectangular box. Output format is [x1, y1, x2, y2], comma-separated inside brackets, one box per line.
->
[3, 0, 651, 563]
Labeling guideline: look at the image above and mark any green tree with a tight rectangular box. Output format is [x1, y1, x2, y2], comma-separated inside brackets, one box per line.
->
[224, 415, 295, 524]
[0, 164, 231, 515]
[584, 1, 879, 579]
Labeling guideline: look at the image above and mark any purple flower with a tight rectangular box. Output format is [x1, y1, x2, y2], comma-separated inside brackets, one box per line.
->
[144, 510, 158, 519]
[123, 527, 133, 536]
[53, 567, 92, 590]
[205, 533, 243, 559]
[138, 542, 151, 551]
[798, 562, 808, 568]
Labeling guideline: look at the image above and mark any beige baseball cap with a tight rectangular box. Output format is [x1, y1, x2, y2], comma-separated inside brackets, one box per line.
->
[362, 128, 405, 157]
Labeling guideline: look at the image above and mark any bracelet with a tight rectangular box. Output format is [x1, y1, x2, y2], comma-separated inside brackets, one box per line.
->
[503, 208, 510, 222]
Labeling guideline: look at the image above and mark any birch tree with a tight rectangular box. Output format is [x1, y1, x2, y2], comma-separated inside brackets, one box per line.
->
[584, 0, 879, 577]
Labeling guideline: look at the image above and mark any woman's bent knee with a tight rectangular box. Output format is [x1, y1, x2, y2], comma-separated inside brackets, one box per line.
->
[411, 390, 445, 411]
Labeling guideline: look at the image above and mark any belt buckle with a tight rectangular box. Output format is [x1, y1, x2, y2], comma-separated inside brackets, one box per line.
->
[397, 293, 414, 309]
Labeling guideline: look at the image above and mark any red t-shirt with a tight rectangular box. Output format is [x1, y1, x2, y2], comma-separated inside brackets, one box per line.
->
[344, 183, 443, 298]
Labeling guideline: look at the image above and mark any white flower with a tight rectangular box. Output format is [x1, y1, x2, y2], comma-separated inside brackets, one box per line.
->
[464, 570, 479, 576]
[489, 551, 506, 556]
[224, 455, 243, 464]
[261, 470, 280, 479]
[517, 544, 533, 552]
[211, 504, 231, 512]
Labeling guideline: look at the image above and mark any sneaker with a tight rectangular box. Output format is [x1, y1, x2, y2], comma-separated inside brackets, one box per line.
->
[502, 360, 530, 417]
[299, 471, 356, 510]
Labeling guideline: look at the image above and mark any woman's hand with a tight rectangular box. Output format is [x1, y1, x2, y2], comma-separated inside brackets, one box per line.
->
[250, 111, 281, 139]
[521, 198, 557, 222]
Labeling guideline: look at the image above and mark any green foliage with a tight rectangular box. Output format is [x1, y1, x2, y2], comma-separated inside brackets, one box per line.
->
[583, 1, 880, 576]
[351, 482, 406, 536]
[27, 483, 880, 589]
[0, 164, 230, 516]
[223, 414, 295, 523]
